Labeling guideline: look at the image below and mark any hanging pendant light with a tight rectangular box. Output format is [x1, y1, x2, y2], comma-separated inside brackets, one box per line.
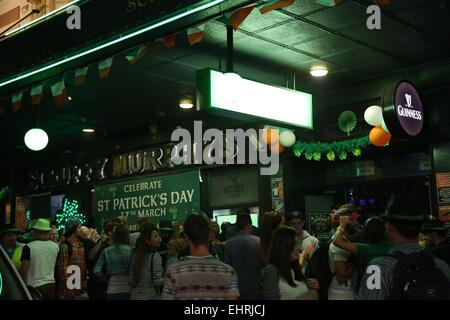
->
[24, 105, 48, 151]
[24, 128, 48, 151]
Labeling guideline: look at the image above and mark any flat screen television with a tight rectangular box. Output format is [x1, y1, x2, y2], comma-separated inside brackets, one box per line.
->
[215, 213, 259, 231]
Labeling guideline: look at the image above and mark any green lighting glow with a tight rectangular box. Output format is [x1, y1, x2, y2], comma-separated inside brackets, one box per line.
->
[56, 199, 86, 231]
[204, 70, 313, 129]
[0, 0, 226, 89]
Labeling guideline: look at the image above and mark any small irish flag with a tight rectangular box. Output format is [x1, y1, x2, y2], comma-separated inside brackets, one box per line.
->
[75, 66, 89, 86]
[51, 80, 68, 108]
[125, 44, 150, 64]
[12, 92, 23, 112]
[315, 0, 342, 6]
[98, 57, 114, 79]
[31, 84, 44, 106]
[164, 34, 176, 48]
[187, 24, 206, 45]
[257, 0, 295, 14]
[218, 6, 256, 30]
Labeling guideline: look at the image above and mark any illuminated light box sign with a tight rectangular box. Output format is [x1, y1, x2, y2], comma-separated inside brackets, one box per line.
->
[196, 69, 313, 129]
[382, 80, 424, 139]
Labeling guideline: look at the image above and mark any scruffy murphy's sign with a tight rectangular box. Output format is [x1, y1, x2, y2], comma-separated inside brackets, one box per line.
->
[27, 144, 176, 192]
[95, 170, 200, 230]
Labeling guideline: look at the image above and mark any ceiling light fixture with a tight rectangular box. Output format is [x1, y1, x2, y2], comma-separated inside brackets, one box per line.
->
[82, 128, 95, 133]
[24, 128, 49, 151]
[179, 98, 194, 109]
[310, 66, 329, 77]
[0, 0, 227, 89]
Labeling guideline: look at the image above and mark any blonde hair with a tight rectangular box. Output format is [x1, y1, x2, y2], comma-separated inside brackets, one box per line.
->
[168, 238, 186, 257]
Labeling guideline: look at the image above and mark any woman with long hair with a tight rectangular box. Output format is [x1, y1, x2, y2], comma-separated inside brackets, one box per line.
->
[260, 209, 284, 265]
[94, 223, 132, 300]
[262, 227, 319, 300]
[129, 224, 163, 300]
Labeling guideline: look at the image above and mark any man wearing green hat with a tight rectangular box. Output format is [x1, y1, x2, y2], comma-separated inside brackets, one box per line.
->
[0, 225, 24, 270]
[422, 220, 450, 267]
[19, 218, 60, 300]
[358, 193, 450, 300]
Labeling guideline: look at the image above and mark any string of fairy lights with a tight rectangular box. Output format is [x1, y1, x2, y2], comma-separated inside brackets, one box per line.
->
[56, 199, 86, 231]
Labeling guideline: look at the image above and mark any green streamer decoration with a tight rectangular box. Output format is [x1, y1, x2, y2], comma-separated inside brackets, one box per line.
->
[352, 148, 362, 157]
[327, 151, 335, 161]
[293, 136, 370, 161]
[338, 111, 357, 135]
[313, 152, 321, 161]
[338, 151, 347, 160]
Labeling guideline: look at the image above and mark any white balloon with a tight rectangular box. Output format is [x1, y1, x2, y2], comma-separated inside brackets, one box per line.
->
[381, 118, 390, 133]
[364, 105, 383, 126]
[279, 131, 296, 148]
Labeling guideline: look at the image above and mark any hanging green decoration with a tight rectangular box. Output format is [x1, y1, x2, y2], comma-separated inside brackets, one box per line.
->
[293, 136, 370, 161]
[327, 151, 335, 161]
[338, 151, 347, 160]
[294, 149, 302, 157]
[313, 152, 321, 161]
[338, 111, 357, 135]
[352, 148, 362, 157]
[56, 199, 87, 231]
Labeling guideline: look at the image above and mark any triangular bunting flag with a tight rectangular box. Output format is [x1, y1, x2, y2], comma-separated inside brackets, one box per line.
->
[218, 6, 256, 30]
[30, 84, 44, 106]
[257, 0, 295, 14]
[374, 0, 389, 5]
[163, 34, 176, 48]
[75, 66, 89, 86]
[125, 44, 150, 64]
[187, 24, 206, 45]
[98, 57, 114, 79]
[315, 0, 342, 6]
[12, 92, 23, 112]
[51, 80, 68, 108]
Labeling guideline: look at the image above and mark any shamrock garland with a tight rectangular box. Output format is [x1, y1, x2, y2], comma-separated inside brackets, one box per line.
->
[293, 136, 370, 161]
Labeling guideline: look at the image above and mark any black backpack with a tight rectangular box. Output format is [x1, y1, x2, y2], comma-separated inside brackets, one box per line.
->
[389, 251, 450, 300]
[305, 240, 333, 300]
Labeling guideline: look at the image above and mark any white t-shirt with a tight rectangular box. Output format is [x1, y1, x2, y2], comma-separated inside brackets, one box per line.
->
[25, 240, 59, 288]
[328, 243, 357, 300]
[279, 271, 309, 300]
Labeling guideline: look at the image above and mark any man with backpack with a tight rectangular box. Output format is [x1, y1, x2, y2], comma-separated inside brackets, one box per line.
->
[56, 220, 88, 300]
[358, 193, 450, 300]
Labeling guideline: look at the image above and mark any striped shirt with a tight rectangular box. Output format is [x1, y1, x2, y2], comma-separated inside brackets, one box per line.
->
[358, 243, 450, 300]
[129, 252, 164, 300]
[162, 255, 239, 300]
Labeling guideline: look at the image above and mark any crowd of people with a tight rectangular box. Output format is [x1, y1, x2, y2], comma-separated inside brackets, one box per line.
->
[1, 192, 450, 300]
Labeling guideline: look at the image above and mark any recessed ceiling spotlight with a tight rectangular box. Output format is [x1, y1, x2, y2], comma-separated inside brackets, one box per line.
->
[179, 98, 194, 109]
[310, 66, 329, 77]
[82, 128, 95, 133]
[68, 96, 72, 101]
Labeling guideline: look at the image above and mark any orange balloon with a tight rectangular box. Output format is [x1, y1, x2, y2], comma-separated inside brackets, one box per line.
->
[369, 126, 391, 147]
[262, 128, 280, 146]
[271, 143, 285, 154]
